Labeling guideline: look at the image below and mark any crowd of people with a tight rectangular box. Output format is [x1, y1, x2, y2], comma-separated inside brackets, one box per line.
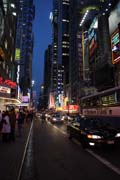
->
[0, 108, 33, 143]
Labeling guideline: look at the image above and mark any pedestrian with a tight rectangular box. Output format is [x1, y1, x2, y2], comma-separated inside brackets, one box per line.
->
[1, 111, 11, 142]
[9, 108, 16, 141]
[41, 113, 46, 123]
[17, 110, 24, 137]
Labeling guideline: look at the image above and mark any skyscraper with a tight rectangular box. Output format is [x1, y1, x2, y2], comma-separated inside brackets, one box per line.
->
[43, 45, 52, 108]
[51, 0, 70, 107]
[15, 0, 35, 95]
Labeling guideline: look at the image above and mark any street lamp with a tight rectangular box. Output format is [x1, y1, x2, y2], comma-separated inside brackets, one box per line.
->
[32, 80, 35, 87]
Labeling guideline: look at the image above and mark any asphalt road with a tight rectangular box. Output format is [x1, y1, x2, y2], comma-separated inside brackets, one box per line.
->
[20, 118, 120, 180]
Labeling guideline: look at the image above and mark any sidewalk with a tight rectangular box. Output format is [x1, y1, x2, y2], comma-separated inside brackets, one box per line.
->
[0, 121, 32, 180]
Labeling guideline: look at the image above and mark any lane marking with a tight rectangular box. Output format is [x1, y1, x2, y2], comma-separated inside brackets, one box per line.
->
[47, 121, 67, 135]
[86, 149, 120, 175]
[53, 124, 67, 135]
[17, 121, 33, 180]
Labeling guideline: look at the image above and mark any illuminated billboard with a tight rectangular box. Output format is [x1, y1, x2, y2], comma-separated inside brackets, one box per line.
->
[88, 17, 98, 59]
[111, 28, 120, 64]
[22, 96, 29, 103]
[15, 48, 20, 61]
[49, 92, 55, 109]
[0, 86, 11, 94]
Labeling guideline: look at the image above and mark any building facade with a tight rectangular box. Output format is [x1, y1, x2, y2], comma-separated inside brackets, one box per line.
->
[0, 0, 20, 110]
[15, 0, 35, 96]
[43, 45, 52, 109]
[50, 0, 70, 108]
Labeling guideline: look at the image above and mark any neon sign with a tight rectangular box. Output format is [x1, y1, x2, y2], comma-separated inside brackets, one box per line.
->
[0, 77, 17, 88]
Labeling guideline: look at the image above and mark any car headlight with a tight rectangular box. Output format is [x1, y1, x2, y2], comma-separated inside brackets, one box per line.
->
[87, 134, 102, 139]
[53, 118, 56, 121]
[115, 133, 120, 137]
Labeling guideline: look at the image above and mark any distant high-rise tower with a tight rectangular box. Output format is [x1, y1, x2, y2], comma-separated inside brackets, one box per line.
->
[43, 45, 52, 108]
[51, 0, 70, 104]
[51, 0, 59, 94]
[15, 0, 35, 95]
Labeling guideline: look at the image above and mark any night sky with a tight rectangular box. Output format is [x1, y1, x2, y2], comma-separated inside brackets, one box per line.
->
[32, 0, 52, 100]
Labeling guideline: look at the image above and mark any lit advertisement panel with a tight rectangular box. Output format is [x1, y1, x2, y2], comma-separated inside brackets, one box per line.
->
[22, 96, 29, 103]
[88, 17, 98, 59]
[0, 86, 11, 98]
[15, 48, 20, 61]
[111, 28, 120, 64]
[0, 86, 10, 94]
[49, 92, 55, 109]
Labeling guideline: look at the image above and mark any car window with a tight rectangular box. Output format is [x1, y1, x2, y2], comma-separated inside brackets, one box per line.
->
[79, 118, 101, 128]
[53, 114, 60, 117]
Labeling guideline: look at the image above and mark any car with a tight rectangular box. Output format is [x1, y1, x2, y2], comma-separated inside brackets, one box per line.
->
[50, 113, 64, 124]
[67, 116, 120, 148]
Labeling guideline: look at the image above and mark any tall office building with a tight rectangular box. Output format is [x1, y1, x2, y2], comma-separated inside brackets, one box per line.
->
[58, 0, 70, 99]
[15, 0, 35, 95]
[0, 0, 18, 80]
[43, 45, 52, 108]
[51, 0, 59, 94]
[51, 0, 70, 107]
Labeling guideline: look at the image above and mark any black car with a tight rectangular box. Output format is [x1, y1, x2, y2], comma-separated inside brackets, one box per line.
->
[67, 116, 120, 148]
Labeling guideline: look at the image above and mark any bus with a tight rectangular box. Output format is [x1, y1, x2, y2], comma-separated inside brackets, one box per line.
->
[80, 86, 120, 117]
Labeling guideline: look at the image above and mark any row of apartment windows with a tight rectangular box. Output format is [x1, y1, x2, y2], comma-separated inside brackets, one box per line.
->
[62, 41, 69, 45]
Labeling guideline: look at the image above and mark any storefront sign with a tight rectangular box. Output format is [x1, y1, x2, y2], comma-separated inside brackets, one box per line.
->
[0, 86, 11, 94]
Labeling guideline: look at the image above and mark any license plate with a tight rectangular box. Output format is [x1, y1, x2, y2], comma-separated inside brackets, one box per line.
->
[107, 140, 114, 144]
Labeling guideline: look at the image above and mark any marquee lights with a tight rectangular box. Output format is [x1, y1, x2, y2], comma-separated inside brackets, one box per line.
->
[80, 10, 89, 27]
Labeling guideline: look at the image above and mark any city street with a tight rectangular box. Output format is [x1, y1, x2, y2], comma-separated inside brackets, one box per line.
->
[20, 118, 120, 180]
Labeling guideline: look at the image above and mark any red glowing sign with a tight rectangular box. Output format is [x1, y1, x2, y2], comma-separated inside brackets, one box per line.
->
[63, 105, 79, 111]
[0, 77, 17, 88]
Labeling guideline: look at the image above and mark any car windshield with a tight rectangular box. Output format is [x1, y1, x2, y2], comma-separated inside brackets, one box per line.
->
[53, 114, 60, 118]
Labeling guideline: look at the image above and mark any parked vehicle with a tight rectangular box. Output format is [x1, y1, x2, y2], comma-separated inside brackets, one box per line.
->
[67, 116, 120, 148]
